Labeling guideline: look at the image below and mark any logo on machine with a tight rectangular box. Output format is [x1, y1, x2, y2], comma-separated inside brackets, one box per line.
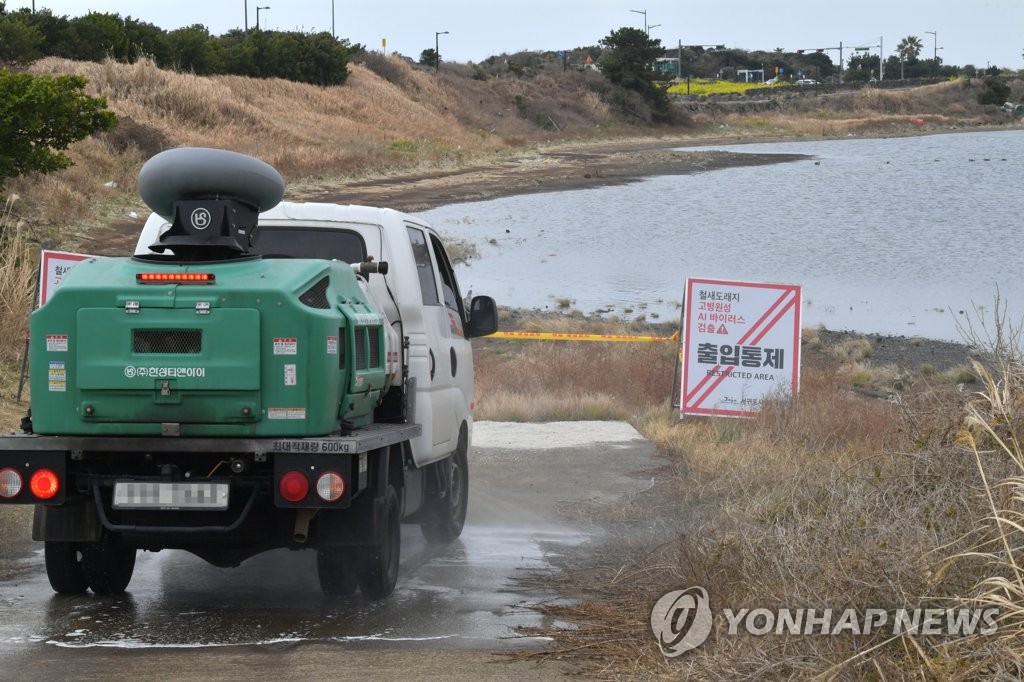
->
[190, 207, 212, 231]
[124, 366, 206, 378]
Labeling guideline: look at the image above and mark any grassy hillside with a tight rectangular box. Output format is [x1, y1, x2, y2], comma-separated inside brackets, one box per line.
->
[9, 55, 631, 232]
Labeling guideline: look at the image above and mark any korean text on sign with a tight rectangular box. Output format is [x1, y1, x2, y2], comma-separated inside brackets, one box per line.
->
[681, 278, 801, 418]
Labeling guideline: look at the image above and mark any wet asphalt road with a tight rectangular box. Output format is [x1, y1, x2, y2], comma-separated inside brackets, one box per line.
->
[0, 422, 658, 680]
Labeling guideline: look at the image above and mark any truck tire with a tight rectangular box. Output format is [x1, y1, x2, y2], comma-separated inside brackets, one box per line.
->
[420, 430, 469, 544]
[316, 548, 358, 597]
[80, 532, 137, 594]
[356, 484, 400, 600]
[44, 542, 88, 594]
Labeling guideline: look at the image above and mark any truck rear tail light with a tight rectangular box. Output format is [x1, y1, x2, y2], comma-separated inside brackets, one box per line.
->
[29, 469, 60, 500]
[136, 273, 216, 284]
[279, 471, 309, 503]
[0, 468, 23, 498]
[316, 472, 345, 502]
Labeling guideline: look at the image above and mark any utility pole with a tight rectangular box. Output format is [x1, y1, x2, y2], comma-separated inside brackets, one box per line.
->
[244, 0, 248, 39]
[879, 36, 884, 81]
[435, 31, 449, 72]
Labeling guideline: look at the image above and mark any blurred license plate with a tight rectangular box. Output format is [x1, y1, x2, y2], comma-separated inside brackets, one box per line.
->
[113, 482, 229, 510]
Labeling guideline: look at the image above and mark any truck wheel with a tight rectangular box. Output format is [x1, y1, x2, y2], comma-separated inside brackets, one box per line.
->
[80, 532, 137, 594]
[316, 548, 358, 597]
[356, 484, 400, 600]
[44, 542, 88, 594]
[420, 431, 469, 544]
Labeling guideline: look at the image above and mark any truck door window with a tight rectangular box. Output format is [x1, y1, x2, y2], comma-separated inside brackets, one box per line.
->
[406, 227, 439, 305]
[430, 235, 465, 320]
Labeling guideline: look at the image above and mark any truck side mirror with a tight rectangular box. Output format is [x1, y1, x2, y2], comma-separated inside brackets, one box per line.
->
[467, 296, 498, 338]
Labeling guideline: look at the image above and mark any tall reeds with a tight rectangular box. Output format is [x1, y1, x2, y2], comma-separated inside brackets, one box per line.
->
[0, 196, 38, 427]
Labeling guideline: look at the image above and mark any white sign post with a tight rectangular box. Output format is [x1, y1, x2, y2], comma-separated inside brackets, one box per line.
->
[39, 250, 91, 306]
[680, 277, 801, 418]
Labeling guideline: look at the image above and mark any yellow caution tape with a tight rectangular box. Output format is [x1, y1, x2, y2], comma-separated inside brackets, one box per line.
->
[488, 330, 679, 342]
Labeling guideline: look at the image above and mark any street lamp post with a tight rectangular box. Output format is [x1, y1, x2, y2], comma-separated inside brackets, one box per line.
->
[331, 0, 335, 38]
[244, 1, 248, 38]
[879, 36, 884, 81]
[435, 31, 449, 72]
[630, 9, 648, 35]
[925, 30, 939, 76]
[256, 6, 270, 31]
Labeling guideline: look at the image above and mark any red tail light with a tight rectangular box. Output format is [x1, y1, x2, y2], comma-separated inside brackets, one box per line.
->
[316, 472, 345, 502]
[279, 471, 309, 502]
[29, 469, 60, 500]
[137, 273, 215, 284]
[0, 468, 23, 499]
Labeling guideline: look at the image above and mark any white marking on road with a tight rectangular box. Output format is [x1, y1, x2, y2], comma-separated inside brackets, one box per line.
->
[473, 421, 645, 449]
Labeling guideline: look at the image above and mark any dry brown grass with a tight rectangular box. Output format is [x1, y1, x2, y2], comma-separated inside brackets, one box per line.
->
[0, 200, 38, 556]
[7, 56, 635, 242]
[928, 303, 1024, 674]
[474, 336, 674, 422]
[481, 314, 1012, 678]
[0, 198, 37, 432]
[765, 80, 1008, 139]
[27, 57, 509, 181]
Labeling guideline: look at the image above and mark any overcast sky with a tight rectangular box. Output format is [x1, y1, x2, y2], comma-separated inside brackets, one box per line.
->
[7, 1, 1023, 71]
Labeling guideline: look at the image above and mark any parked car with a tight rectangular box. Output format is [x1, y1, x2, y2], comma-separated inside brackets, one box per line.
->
[796, 78, 819, 85]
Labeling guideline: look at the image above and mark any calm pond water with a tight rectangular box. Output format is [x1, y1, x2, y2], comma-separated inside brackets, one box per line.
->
[423, 130, 1024, 341]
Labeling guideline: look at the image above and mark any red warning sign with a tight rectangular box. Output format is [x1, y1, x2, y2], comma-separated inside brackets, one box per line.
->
[39, 250, 91, 307]
[680, 278, 801, 418]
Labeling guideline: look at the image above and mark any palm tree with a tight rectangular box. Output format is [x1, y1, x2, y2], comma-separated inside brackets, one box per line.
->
[897, 35, 923, 62]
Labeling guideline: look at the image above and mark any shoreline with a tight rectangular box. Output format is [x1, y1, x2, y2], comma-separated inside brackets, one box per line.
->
[294, 147, 810, 213]
[86, 126, 1016, 252]
[85, 139, 807, 253]
[290, 125, 1017, 212]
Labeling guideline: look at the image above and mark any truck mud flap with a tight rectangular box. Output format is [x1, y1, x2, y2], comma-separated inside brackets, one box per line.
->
[32, 496, 101, 542]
